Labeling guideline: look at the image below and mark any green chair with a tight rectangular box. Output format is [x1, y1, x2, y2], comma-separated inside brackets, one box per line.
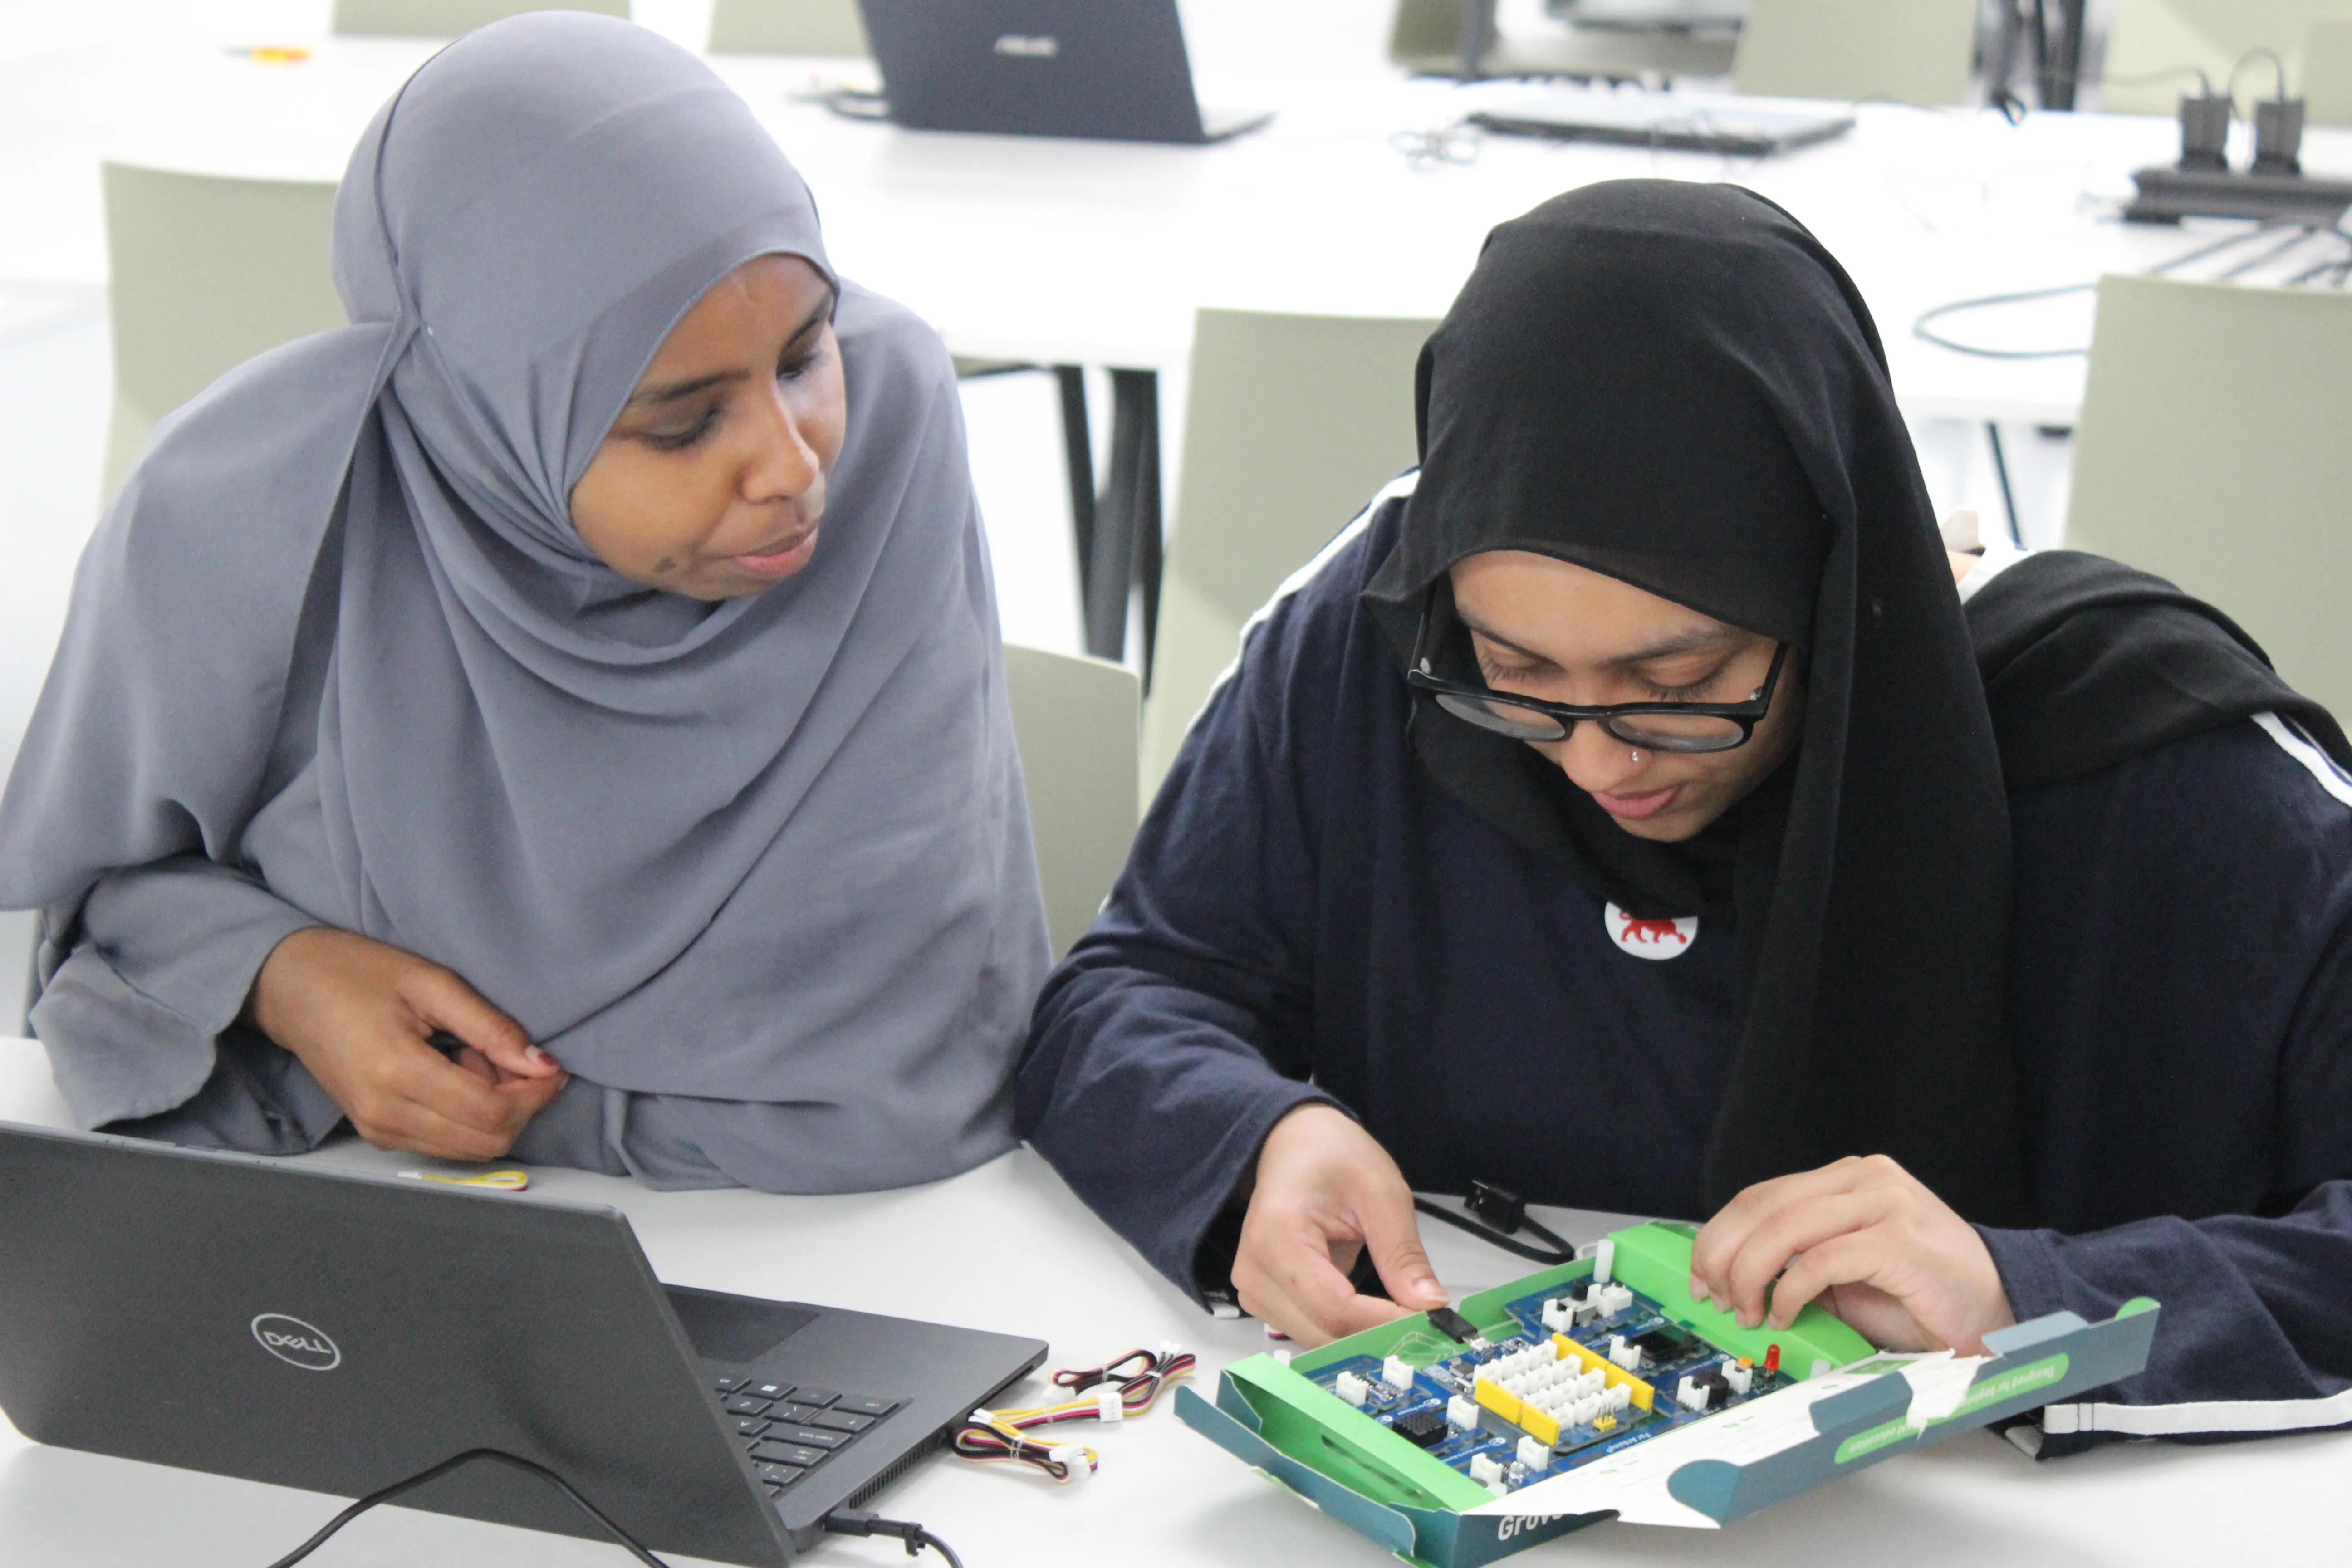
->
[333, 0, 626, 35]
[1141, 309, 1435, 795]
[1003, 644, 1141, 956]
[100, 165, 346, 505]
[2065, 273, 2352, 720]
[1389, 0, 1738, 79]
[2305, 16, 2352, 122]
[707, 0, 868, 55]
[1731, 0, 1980, 105]
[2099, 0, 2352, 116]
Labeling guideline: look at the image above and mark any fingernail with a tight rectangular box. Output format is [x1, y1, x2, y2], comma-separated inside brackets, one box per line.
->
[525, 1046, 551, 1067]
[1739, 1309, 1760, 1330]
[1690, 1274, 1710, 1302]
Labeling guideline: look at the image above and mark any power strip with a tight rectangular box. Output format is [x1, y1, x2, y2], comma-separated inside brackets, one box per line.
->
[2126, 165, 2352, 225]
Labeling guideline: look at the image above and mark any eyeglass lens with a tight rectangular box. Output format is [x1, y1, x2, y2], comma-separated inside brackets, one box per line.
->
[1431, 692, 1749, 752]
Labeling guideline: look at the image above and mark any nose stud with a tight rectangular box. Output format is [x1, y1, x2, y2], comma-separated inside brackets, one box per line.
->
[1630, 749, 1643, 764]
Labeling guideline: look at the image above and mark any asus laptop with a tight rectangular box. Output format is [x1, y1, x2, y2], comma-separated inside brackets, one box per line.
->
[857, 0, 1273, 145]
[0, 1122, 1046, 1565]
[1471, 91, 1854, 157]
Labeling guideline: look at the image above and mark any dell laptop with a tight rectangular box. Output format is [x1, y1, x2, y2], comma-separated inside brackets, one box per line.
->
[857, 0, 1273, 145]
[0, 1122, 1046, 1565]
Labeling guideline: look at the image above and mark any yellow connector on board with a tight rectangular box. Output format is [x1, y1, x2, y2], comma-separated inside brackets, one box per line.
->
[1554, 1333, 1656, 1412]
[1471, 1376, 1522, 1426]
[1518, 1403, 1562, 1446]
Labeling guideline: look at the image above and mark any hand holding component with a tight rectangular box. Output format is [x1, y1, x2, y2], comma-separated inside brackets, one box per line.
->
[1687, 1153, 2015, 1355]
[1233, 1104, 1449, 1346]
[246, 925, 567, 1161]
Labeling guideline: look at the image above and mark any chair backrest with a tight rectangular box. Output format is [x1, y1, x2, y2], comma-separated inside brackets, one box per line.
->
[2099, 0, 2352, 115]
[1002, 644, 1141, 956]
[1732, 0, 1980, 105]
[2065, 273, 2352, 719]
[332, 0, 626, 36]
[1142, 308, 1434, 793]
[708, 0, 869, 56]
[1389, 0, 1464, 71]
[101, 164, 346, 504]
[2306, 16, 2352, 122]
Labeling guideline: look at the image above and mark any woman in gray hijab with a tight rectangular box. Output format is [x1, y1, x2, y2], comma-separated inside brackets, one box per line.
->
[0, 13, 1050, 1191]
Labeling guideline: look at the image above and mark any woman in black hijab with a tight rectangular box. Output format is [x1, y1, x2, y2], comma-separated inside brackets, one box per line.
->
[1019, 181, 2352, 1450]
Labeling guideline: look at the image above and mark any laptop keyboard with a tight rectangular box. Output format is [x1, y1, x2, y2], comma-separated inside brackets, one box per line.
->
[714, 1376, 904, 1497]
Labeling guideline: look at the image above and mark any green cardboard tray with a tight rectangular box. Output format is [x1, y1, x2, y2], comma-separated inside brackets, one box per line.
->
[1176, 1221, 2157, 1567]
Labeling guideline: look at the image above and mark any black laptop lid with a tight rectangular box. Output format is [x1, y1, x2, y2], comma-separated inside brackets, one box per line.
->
[860, 0, 1210, 143]
[0, 1124, 790, 1566]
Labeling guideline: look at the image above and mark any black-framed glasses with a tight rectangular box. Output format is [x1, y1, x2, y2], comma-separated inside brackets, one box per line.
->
[1405, 600, 1790, 754]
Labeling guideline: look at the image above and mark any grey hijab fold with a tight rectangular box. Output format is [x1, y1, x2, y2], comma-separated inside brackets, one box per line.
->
[0, 15, 1045, 1147]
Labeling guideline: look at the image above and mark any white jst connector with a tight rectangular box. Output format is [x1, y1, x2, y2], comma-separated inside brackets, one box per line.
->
[1048, 1444, 1093, 1481]
[1096, 1386, 1124, 1422]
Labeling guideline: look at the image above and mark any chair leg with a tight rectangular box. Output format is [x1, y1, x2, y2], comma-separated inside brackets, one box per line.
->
[1054, 365, 1098, 626]
[1986, 421, 2024, 547]
[1085, 371, 1163, 676]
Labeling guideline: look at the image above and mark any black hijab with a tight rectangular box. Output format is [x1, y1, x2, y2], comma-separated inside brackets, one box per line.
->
[1968, 549, 2352, 786]
[1363, 180, 2029, 1224]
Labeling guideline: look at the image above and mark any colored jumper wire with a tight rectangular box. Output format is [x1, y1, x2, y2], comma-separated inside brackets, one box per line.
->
[952, 1346, 1197, 1482]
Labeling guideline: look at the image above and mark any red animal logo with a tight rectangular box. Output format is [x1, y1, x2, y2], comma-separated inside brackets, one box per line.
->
[1617, 913, 1690, 947]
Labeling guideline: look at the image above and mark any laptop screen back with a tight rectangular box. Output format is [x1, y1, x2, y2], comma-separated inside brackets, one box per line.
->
[860, 0, 1210, 143]
[0, 1125, 789, 1566]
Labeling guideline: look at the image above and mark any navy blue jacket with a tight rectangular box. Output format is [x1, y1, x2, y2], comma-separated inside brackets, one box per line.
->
[1016, 489, 2352, 1452]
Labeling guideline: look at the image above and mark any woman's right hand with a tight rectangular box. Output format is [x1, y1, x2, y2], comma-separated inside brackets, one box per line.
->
[1233, 1103, 1450, 1346]
[247, 926, 568, 1161]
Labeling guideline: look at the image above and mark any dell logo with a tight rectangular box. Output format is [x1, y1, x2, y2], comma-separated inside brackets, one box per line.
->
[992, 34, 1058, 58]
[250, 1313, 342, 1372]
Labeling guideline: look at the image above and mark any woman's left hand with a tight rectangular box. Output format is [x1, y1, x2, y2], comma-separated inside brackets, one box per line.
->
[1689, 1154, 2016, 1354]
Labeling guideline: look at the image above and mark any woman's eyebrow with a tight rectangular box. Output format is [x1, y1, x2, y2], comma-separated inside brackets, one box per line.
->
[1459, 610, 1739, 667]
[626, 295, 837, 407]
[1456, 611, 1558, 665]
[1600, 627, 1743, 667]
[630, 369, 745, 407]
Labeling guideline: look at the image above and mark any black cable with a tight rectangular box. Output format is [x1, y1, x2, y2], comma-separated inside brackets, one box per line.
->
[263, 1447, 673, 1568]
[1911, 280, 2094, 359]
[1413, 1195, 1574, 1264]
[825, 1509, 967, 1568]
[2226, 47, 2289, 109]
[1912, 222, 2315, 362]
[1985, 423, 2023, 547]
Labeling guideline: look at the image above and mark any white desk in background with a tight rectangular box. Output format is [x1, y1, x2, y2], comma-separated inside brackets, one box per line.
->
[11, 36, 2349, 656]
[0, 1033, 2346, 1568]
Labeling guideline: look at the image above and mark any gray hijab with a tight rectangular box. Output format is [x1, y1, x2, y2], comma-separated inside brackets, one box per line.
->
[0, 15, 1045, 1152]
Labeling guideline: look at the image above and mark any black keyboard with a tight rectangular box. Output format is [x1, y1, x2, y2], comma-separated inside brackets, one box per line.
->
[713, 1376, 904, 1497]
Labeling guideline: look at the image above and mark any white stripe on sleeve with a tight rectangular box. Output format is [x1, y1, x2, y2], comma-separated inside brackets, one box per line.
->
[2254, 711, 2352, 809]
[2041, 1384, 2352, 1437]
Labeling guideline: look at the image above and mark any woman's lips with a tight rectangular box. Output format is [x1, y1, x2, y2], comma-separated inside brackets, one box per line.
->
[731, 524, 818, 579]
[1592, 784, 1679, 821]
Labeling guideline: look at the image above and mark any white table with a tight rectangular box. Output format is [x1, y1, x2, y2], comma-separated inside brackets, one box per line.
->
[9, 28, 2350, 650]
[0, 1034, 2345, 1568]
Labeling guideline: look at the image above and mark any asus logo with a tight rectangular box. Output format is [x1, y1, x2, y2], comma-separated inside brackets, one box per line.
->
[992, 34, 1058, 58]
[250, 1313, 342, 1372]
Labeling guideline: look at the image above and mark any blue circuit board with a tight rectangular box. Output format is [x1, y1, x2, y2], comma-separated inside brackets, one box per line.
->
[1300, 1277, 1795, 1494]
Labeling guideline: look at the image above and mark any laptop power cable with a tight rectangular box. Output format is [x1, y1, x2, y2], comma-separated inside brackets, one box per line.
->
[261, 1446, 675, 1567]
[260, 1446, 975, 1568]
[823, 1508, 967, 1568]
